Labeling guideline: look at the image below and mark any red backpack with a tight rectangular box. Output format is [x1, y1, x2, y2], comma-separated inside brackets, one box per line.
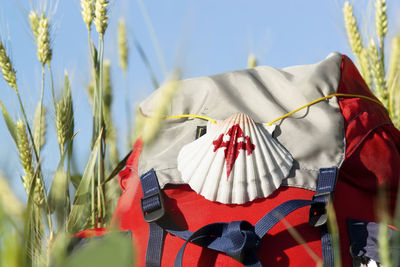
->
[80, 54, 400, 267]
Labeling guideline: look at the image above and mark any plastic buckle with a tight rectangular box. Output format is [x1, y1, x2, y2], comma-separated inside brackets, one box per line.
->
[141, 192, 165, 223]
[309, 192, 330, 227]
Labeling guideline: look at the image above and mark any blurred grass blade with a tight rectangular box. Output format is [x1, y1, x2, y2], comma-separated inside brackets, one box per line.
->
[137, 0, 167, 76]
[279, 217, 322, 266]
[0, 101, 17, 144]
[23, 169, 44, 267]
[133, 38, 159, 89]
[0, 173, 25, 267]
[139, 71, 180, 145]
[48, 168, 68, 215]
[103, 150, 131, 185]
[48, 230, 71, 267]
[378, 222, 392, 267]
[327, 201, 341, 267]
[247, 53, 257, 68]
[48, 142, 71, 228]
[67, 132, 102, 233]
[0, 173, 24, 220]
[65, 232, 133, 267]
[91, 44, 100, 149]
[394, 130, 400, 266]
[0, 207, 23, 267]
[71, 174, 82, 190]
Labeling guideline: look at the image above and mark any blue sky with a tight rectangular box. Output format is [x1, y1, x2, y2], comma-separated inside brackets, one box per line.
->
[0, 0, 399, 195]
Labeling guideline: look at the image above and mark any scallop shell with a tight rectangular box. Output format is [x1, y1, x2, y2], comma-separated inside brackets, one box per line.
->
[177, 113, 293, 204]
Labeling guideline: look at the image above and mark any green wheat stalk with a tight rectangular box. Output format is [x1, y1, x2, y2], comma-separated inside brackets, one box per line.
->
[118, 19, 129, 74]
[117, 18, 134, 149]
[103, 61, 119, 165]
[33, 101, 47, 153]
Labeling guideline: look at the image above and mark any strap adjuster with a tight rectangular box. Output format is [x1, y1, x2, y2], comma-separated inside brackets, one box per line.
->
[309, 192, 331, 227]
[141, 191, 165, 223]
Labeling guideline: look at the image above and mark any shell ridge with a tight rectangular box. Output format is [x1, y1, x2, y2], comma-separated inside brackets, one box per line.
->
[178, 134, 215, 181]
[246, 117, 265, 200]
[260, 125, 293, 164]
[250, 119, 275, 198]
[199, 151, 226, 201]
[241, 114, 258, 203]
[193, 142, 226, 199]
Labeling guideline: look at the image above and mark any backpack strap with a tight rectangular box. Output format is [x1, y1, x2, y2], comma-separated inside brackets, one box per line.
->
[140, 167, 338, 267]
[310, 167, 338, 267]
[140, 170, 166, 267]
[171, 199, 313, 267]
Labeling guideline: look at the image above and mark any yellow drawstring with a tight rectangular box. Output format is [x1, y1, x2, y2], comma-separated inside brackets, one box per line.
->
[265, 93, 383, 126]
[164, 93, 384, 126]
[165, 114, 217, 124]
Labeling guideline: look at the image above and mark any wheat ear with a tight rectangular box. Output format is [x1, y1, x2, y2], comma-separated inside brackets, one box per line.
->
[15, 120, 38, 255]
[387, 36, 400, 91]
[81, 0, 94, 30]
[359, 48, 372, 88]
[29, 11, 40, 40]
[94, 0, 109, 37]
[16, 120, 45, 205]
[0, 42, 17, 91]
[375, 0, 388, 49]
[369, 39, 388, 107]
[56, 75, 74, 155]
[36, 14, 52, 65]
[343, 2, 364, 58]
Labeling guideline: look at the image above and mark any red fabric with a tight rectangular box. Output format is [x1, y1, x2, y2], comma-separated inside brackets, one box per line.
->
[334, 55, 400, 266]
[111, 55, 400, 266]
[75, 227, 107, 238]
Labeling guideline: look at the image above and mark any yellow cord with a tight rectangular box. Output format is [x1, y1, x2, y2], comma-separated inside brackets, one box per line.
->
[265, 93, 383, 126]
[165, 114, 217, 124]
[164, 93, 383, 126]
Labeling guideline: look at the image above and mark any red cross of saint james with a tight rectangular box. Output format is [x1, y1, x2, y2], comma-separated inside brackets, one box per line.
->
[212, 124, 256, 179]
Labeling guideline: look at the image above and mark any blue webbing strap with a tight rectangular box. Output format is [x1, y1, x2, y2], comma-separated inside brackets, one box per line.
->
[140, 167, 338, 267]
[321, 227, 334, 266]
[140, 170, 165, 267]
[311, 167, 338, 267]
[254, 199, 313, 238]
[166, 199, 313, 246]
[173, 221, 262, 267]
[146, 223, 164, 267]
[171, 200, 313, 267]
